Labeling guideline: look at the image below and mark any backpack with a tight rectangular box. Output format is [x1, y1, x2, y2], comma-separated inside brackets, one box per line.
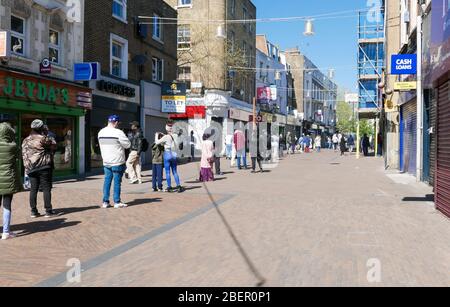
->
[141, 138, 149, 152]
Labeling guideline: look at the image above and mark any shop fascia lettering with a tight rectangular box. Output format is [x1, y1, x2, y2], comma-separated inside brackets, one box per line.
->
[2, 76, 69, 104]
[97, 80, 135, 97]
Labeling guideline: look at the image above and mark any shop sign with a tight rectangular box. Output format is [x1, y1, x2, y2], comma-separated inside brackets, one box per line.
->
[40, 58, 51, 74]
[394, 81, 417, 91]
[97, 80, 136, 97]
[74, 62, 100, 81]
[257, 87, 270, 104]
[270, 85, 277, 101]
[161, 82, 186, 113]
[229, 108, 252, 122]
[207, 106, 227, 117]
[0, 31, 9, 58]
[391, 54, 417, 75]
[0, 69, 92, 109]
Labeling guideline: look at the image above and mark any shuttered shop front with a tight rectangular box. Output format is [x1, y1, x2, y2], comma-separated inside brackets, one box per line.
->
[436, 81, 450, 218]
[400, 100, 417, 175]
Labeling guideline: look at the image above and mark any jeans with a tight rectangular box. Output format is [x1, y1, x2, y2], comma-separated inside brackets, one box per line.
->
[29, 168, 53, 213]
[237, 149, 247, 169]
[164, 152, 181, 188]
[1, 194, 12, 234]
[152, 164, 163, 190]
[103, 164, 125, 204]
[226, 144, 232, 159]
[316, 146, 321, 153]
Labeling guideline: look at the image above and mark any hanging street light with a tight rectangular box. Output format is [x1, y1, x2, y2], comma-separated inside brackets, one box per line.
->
[303, 19, 315, 36]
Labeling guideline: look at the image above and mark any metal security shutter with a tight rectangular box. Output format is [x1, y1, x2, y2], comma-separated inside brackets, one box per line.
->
[436, 81, 450, 218]
[429, 91, 437, 186]
[401, 100, 417, 175]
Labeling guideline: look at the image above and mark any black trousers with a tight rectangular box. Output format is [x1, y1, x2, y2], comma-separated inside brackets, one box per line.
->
[215, 156, 221, 174]
[251, 157, 263, 171]
[29, 168, 53, 213]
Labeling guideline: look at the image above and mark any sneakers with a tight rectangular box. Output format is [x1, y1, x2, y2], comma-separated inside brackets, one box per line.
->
[101, 202, 111, 209]
[45, 210, 58, 218]
[114, 203, 128, 209]
[176, 186, 185, 193]
[1, 232, 17, 240]
[30, 211, 40, 218]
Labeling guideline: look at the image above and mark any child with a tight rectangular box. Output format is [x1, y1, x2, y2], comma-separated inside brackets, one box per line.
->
[152, 133, 165, 192]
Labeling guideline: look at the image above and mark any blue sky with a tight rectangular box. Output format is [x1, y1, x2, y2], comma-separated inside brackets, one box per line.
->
[254, 0, 369, 92]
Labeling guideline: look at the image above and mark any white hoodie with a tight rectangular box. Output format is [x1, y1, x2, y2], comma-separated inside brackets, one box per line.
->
[98, 126, 131, 167]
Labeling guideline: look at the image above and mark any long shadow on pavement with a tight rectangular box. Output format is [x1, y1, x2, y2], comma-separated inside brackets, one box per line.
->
[55, 206, 100, 217]
[8, 218, 81, 237]
[127, 198, 163, 207]
[402, 194, 434, 202]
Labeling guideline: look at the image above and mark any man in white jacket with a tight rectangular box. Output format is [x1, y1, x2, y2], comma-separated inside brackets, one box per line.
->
[98, 115, 131, 209]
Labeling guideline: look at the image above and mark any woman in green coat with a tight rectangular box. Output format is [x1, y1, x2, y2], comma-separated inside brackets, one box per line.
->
[0, 121, 22, 240]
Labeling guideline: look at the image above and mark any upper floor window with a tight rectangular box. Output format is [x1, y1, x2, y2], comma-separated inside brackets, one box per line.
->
[243, 8, 248, 30]
[112, 0, 127, 22]
[153, 14, 163, 42]
[110, 34, 128, 79]
[49, 29, 60, 64]
[229, 31, 235, 53]
[177, 25, 191, 49]
[230, 0, 236, 16]
[178, 0, 192, 7]
[152, 57, 164, 82]
[11, 15, 25, 56]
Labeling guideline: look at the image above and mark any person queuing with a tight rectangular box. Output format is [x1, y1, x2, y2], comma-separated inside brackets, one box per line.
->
[234, 129, 247, 169]
[98, 115, 131, 209]
[199, 134, 215, 182]
[347, 134, 355, 154]
[314, 135, 322, 153]
[250, 128, 264, 173]
[362, 134, 370, 157]
[0, 121, 22, 240]
[155, 123, 184, 193]
[304, 134, 312, 153]
[332, 133, 339, 152]
[340, 135, 347, 156]
[126, 121, 143, 185]
[152, 133, 165, 192]
[22, 119, 57, 218]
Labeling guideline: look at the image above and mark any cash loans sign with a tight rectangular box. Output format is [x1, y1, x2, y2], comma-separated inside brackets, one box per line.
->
[391, 54, 417, 75]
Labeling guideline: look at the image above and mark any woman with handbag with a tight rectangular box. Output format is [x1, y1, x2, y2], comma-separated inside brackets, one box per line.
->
[155, 124, 184, 193]
[199, 134, 215, 182]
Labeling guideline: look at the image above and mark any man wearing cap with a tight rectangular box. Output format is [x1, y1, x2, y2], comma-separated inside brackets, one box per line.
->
[98, 115, 131, 209]
[22, 119, 57, 218]
[126, 121, 143, 184]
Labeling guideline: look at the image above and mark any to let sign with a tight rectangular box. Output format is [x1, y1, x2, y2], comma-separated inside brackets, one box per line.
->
[161, 82, 186, 113]
[391, 54, 417, 75]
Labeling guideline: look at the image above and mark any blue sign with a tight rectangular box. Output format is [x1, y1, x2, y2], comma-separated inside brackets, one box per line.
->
[74, 62, 99, 81]
[391, 54, 417, 75]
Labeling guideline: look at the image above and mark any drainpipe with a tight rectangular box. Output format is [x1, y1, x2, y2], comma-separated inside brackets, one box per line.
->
[416, 14, 423, 182]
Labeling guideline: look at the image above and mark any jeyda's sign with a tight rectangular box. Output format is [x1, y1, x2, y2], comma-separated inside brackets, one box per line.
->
[391, 54, 417, 75]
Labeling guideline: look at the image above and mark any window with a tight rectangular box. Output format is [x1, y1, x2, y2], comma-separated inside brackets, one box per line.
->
[177, 66, 191, 89]
[152, 57, 164, 82]
[230, 0, 236, 15]
[259, 61, 264, 79]
[229, 31, 235, 53]
[112, 0, 127, 22]
[248, 15, 253, 34]
[178, 0, 192, 7]
[153, 14, 163, 41]
[110, 34, 128, 78]
[10, 15, 25, 56]
[49, 29, 60, 64]
[177, 25, 191, 49]
[242, 41, 247, 61]
[243, 8, 248, 30]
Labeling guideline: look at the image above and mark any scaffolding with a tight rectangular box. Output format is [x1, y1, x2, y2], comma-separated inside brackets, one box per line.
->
[357, 4, 385, 115]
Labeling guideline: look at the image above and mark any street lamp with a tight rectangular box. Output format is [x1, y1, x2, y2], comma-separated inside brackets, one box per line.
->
[216, 24, 226, 39]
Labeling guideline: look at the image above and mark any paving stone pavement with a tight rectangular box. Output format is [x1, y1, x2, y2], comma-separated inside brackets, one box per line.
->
[1, 151, 450, 287]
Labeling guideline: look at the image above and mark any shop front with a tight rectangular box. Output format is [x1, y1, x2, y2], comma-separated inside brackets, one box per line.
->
[399, 89, 417, 176]
[87, 75, 140, 170]
[0, 68, 92, 178]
